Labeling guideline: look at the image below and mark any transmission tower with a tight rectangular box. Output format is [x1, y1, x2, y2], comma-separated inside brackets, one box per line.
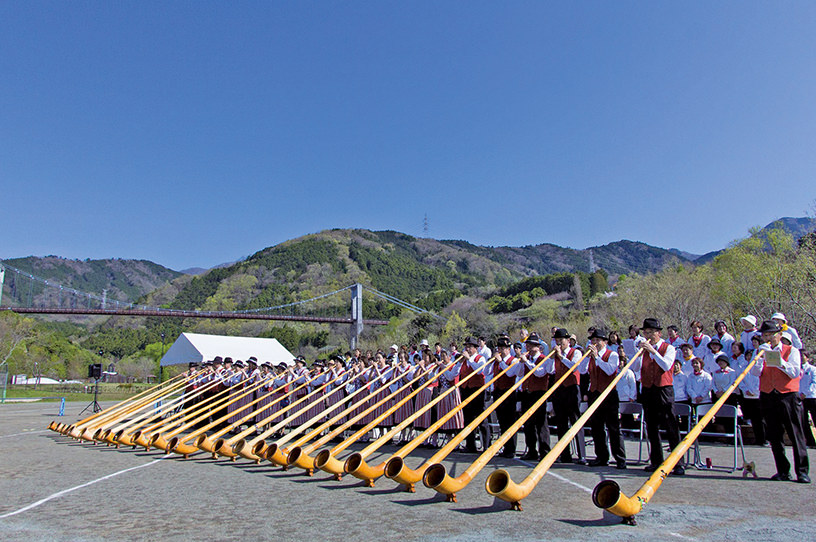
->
[423, 213, 429, 236]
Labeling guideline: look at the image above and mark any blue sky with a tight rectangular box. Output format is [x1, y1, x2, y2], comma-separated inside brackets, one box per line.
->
[2, 2, 815, 270]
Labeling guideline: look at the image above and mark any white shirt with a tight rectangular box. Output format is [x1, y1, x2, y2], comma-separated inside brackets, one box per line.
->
[616, 368, 638, 402]
[673, 372, 689, 401]
[712, 366, 737, 394]
[590, 346, 619, 376]
[478, 345, 492, 361]
[799, 363, 816, 399]
[737, 359, 760, 398]
[686, 371, 713, 402]
[703, 350, 727, 374]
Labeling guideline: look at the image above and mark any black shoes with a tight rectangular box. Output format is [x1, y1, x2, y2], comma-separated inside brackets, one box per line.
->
[520, 452, 538, 461]
[499, 449, 516, 459]
[644, 464, 659, 472]
[672, 465, 685, 476]
[771, 472, 792, 481]
[796, 474, 811, 484]
[616, 461, 627, 470]
[588, 459, 609, 467]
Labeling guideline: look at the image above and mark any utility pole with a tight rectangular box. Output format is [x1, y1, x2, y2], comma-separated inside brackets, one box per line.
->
[0, 265, 5, 306]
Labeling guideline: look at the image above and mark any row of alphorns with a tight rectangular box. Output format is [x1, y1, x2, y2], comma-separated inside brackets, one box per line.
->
[48, 346, 766, 523]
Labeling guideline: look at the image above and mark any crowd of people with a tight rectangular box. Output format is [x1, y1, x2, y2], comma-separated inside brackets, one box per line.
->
[178, 312, 812, 483]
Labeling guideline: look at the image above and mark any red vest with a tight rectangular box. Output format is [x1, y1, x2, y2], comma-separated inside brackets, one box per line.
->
[459, 354, 486, 389]
[522, 354, 549, 392]
[588, 349, 616, 393]
[553, 348, 579, 388]
[492, 357, 517, 391]
[760, 344, 800, 394]
[640, 342, 672, 388]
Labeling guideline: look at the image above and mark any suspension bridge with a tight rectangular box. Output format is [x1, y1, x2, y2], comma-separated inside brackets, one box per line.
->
[0, 261, 445, 348]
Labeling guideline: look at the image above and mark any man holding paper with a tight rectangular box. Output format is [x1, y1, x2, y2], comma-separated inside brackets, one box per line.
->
[750, 319, 810, 483]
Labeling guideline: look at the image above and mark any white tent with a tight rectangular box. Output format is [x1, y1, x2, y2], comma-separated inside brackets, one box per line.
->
[160, 332, 295, 367]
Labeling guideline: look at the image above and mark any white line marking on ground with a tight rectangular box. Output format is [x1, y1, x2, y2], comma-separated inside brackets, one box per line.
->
[514, 458, 594, 493]
[0, 457, 165, 519]
[0, 429, 50, 439]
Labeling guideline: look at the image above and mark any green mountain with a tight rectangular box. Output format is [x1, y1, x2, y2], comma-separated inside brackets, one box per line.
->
[1, 256, 182, 306]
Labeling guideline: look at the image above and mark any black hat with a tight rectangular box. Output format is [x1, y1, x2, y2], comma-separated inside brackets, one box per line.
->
[715, 354, 730, 366]
[525, 332, 542, 344]
[224, 357, 233, 364]
[188, 362, 199, 368]
[758, 320, 782, 333]
[496, 335, 512, 348]
[552, 328, 570, 339]
[513, 341, 523, 349]
[641, 318, 662, 331]
[589, 328, 609, 341]
[707, 337, 722, 350]
[248, 356, 258, 363]
[464, 336, 479, 347]
[202, 360, 213, 366]
[247, 358, 258, 365]
[234, 360, 246, 368]
[213, 356, 223, 363]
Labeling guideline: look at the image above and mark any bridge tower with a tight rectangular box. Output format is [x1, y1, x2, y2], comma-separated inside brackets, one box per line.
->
[350, 283, 363, 350]
[0, 264, 5, 306]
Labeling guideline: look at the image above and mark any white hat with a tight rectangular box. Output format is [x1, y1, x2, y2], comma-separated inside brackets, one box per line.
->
[740, 315, 757, 326]
[781, 331, 793, 344]
[771, 312, 787, 322]
[420, 339, 429, 346]
[390, 344, 399, 351]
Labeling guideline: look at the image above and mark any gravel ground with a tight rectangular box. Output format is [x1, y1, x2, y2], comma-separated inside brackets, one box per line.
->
[1, 401, 814, 542]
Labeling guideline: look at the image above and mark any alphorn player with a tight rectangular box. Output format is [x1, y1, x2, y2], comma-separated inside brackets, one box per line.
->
[518, 332, 553, 461]
[460, 336, 491, 453]
[586, 328, 627, 469]
[750, 319, 810, 483]
[491, 334, 522, 458]
[631, 318, 684, 475]
[550, 328, 586, 464]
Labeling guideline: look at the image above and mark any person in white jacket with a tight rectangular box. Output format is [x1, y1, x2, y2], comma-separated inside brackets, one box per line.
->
[686, 358, 713, 405]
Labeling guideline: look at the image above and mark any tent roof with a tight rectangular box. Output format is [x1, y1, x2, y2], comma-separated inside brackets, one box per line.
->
[160, 332, 295, 367]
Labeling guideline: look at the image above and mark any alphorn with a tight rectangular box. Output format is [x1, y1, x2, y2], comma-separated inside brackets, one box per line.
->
[424, 349, 590, 502]
[278, 364, 430, 473]
[592, 349, 764, 525]
[73, 374, 195, 441]
[342, 358, 486, 485]
[146, 374, 272, 452]
[113, 375, 229, 447]
[191, 369, 342, 457]
[485, 349, 644, 510]
[286, 362, 456, 476]
[385, 351, 556, 492]
[165, 373, 297, 458]
[207, 368, 339, 459]
[101, 373, 228, 446]
[229, 366, 403, 463]
[49, 372, 190, 435]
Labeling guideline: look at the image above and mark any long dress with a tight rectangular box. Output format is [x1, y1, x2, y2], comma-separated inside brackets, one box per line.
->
[389, 366, 415, 426]
[413, 367, 438, 430]
[436, 365, 464, 431]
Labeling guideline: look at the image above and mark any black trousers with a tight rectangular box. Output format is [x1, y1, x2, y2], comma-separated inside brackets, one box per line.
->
[519, 389, 551, 456]
[738, 395, 766, 445]
[641, 385, 681, 467]
[493, 389, 519, 455]
[589, 389, 625, 464]
[553, 384, 583, 462]
[802, 397, 816, 447]
[460, 386, 487, 450]
[761, 391, 809, 478]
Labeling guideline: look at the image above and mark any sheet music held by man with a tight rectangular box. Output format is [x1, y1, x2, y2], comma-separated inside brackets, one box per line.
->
[763, 349, 783, 368]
